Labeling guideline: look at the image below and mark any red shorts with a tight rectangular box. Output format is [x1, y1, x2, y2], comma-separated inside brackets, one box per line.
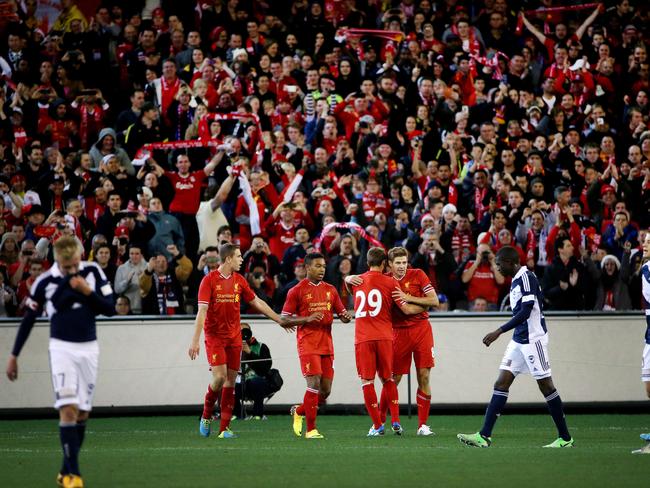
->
[205, 337, 241, 371]
[355, 340, 393, 380]
[299, 354, 334, 379]
[392, 323, 435, 375]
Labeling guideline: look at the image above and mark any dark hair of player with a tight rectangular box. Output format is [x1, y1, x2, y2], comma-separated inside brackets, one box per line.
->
[387, 247, 408, 262]
[304, 252, 325, 266]
[367, 247, 387, 267]
[219, 243, 240, 262]
[495, 246, 520, 265]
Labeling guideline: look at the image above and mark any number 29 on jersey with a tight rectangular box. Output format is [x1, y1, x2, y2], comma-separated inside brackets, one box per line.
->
[355, 289, 383, 318]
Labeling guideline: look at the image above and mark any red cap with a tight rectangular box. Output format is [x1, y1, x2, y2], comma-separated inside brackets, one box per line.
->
[11, 174, 25, 184]
[33, 225, 57, 238]
[115, 226, 130, 239]
[421, 213, 435, 224]
[600, 184, 615, 196]
[152, 8, 165, 18]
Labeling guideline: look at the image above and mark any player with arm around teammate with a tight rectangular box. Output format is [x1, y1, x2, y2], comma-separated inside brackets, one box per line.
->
[6, 236, 116, 488]
[282, 252, 353, 439]
[633, 233, 650, 454]
[188, 243, 320, 439]
[351, 247, 424, 436]
[457, 246, 573, 448]
[346, 246, 439, 436]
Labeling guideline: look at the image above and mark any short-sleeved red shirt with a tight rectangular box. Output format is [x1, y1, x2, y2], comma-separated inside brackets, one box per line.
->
[463, 261, 500, 304]
[198, 270, 256, 342]
[352, 270, 403, 344]
[166, 170, 206, 214]
[391, 268, 434, 328]
[282, 279, 346, 356]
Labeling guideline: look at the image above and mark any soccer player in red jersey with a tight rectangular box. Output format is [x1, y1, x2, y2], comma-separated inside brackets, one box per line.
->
[189, 243, 320, 439]
[347, 246, 439, 435]
[350, 247, 422, 436]
[282, 252, 352, 439]
[385, 247, 439, 434]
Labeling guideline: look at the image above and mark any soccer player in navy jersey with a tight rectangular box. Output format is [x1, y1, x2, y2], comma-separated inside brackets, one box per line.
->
[457, 246, 573, 448]
[6, 236, 116, 488]
[633, 233, 650, 454]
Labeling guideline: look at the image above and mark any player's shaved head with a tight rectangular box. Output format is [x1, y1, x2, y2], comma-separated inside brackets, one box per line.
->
[495, 246, 520, 277]
[496, 246, 519, 264]
[367, 247, 387, 268]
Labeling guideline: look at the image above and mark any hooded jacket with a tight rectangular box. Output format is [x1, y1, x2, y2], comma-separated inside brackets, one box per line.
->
[147, 211, 185, 260]
[89, 128, 135, 175]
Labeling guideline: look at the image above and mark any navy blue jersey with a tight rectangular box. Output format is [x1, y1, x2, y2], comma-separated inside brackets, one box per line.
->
[12, 262, 115, 356]
[509, 267, 547, 344]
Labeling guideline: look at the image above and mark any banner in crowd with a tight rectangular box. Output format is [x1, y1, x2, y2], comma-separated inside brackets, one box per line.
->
[134, 112, 262, 163]
[315, 221, 385, 252]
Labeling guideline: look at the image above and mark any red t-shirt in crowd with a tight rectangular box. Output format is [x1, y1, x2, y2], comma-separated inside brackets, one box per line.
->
[265, 217, 296, 259]
[391, 268, 434, 328]
[197, 270, 256, 343]
[166, 170, 206, 214]
[464, 261, 500, 304]
[282, 279, 346, 356]
[352, 270, 404, 344]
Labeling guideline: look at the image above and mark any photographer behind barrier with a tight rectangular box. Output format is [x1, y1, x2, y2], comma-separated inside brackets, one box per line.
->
[234, 323, 283, 420]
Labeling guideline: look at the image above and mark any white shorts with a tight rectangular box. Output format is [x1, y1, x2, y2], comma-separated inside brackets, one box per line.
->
[49, 339, 99, 411]
[500, 335, 552, 380]
[642, 344, 650, 383]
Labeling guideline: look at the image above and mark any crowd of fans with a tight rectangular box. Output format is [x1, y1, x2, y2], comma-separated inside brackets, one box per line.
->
[0, 0, 649, 317]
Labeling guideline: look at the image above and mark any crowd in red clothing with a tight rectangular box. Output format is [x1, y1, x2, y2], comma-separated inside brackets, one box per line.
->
[0, 0, 649, 317]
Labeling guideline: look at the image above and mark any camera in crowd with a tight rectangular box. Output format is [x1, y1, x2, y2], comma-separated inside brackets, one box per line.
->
[241, 327, 252, 342]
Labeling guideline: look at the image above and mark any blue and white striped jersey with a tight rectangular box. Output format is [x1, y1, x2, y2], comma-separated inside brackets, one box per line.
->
[24, 261, 114, 344]
[509, 267, 547, 344]
[642, 261, 650, 344]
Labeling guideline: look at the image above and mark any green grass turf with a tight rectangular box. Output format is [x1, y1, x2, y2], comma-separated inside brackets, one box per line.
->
[1, 414, 649, 487]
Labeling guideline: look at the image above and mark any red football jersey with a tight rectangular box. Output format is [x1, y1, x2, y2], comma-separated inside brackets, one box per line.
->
[265, 219, 296, 259]
[352, 270, 404, 344]
[282, 279, 346, 356]
[392, 268, 434, 328]
[197, 270, 256, 342]
[166, 170, 206, 214]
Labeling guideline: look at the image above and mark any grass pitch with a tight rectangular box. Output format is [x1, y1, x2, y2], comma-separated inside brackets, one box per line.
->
[1, 414, 649, 487]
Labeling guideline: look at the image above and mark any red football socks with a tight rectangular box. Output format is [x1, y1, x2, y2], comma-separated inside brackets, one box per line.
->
[295, 404, 305, 416]
[362, 383, 382, 429]
[318, 392, 327, 407]
[378, 386, 388, 424]
[219, 386, 235, 432]
[417, 389, 431, 427]
[304, 388, 319, 432]
[202, 385, 219, 420]
[382, 380, 400, 424]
